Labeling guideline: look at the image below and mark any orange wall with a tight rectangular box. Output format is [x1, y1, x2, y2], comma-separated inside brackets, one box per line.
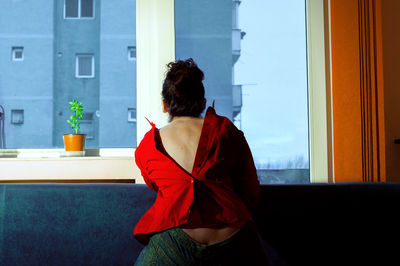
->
[381, 0, 400, 182]
[330, 0, 388, 182]
[330, 0, 400, 182]
[330, 0, 363, 181]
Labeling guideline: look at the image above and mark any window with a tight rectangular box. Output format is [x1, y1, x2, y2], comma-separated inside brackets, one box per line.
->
[0, 0, 136, 149]
[175, 0, 310, 184]
[128, 108, 136, 122]
[80, 112, 94, 139]
[76, 54, 94, 78]
[65, 0, 94, 18]
[12, 47, 24, 61]
[11, 110, 24, 124]
[0, 105, 4, 149]
[0, 0, 330, 183]
[128, 46, 136, 61]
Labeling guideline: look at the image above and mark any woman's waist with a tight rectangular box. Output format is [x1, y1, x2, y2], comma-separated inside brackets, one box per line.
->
[179, 221, 245, 246]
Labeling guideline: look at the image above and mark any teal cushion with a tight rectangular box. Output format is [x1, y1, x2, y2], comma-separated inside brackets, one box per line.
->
[0, 184, 156, 266]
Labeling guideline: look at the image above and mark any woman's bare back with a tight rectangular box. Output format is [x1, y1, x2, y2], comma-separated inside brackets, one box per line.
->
[159, 116, 204, 174]
[159, 116, 240, 245]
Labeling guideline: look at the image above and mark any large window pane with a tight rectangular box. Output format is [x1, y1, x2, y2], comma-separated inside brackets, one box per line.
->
[65, 0, 79, 18]
[0, 0, 137, 149]
[76, 54, 94, 77]
[81, 0, 94, 18]
[175, 0, 309, 183]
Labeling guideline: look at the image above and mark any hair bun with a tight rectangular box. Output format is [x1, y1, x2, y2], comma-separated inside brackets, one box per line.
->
[167, 58, 204, 98]
[162, 58, 206, 120]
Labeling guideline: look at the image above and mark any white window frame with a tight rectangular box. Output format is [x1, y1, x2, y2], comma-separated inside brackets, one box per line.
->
[306, 0, 333, 183]
[0, 0, 332, 184]
[64, 0, 95, 19]
[12, 47, 24, 61]
[75, 54, 95, 78]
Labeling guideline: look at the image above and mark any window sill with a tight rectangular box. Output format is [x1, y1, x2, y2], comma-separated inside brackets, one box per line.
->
[0, 149, 143, 183]
[0, 148, 134, 159]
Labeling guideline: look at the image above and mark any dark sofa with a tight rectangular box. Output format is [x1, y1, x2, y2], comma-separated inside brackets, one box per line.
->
[0, 183, 399, 266]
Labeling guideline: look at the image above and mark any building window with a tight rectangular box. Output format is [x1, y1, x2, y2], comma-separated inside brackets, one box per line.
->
[80, 112, 94, 139]
[128, 46, 136, 61]
[11, 110, 24, 124]
[76, 54, 94, 78]
[12, 47, 24, 61]
[65, 0, 94, 18]
[128, 108, 136, 122]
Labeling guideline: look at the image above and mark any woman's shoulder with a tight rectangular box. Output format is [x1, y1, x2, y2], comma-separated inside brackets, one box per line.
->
[203, 107, 245, 146]
[205, 107, 232, 125]
[135, 126, 156, 157]
[206, 107, 242, 133]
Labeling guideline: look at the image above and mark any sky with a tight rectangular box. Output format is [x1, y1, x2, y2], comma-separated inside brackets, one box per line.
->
[234, 0, 309, 169]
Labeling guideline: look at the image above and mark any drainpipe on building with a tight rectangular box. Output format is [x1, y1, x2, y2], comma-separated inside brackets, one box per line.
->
[0, 105, 5, 149]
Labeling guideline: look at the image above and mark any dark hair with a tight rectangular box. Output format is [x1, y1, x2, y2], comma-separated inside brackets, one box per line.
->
[162, 58, 206, 120]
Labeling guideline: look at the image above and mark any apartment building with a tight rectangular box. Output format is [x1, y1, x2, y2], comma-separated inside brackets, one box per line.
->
[0, 0, 242, 149]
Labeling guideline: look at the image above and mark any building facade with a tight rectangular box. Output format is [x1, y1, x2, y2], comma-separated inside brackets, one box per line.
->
[0, 0, 241, 149]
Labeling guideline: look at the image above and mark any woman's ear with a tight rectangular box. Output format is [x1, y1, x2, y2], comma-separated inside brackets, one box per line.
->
[162, 100, 169, 113]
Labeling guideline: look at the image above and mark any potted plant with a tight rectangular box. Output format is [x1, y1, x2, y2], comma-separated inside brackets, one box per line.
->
[63, 99, 86, 152]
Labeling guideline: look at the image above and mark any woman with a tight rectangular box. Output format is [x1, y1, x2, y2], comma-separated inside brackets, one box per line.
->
[134, 58, 269, 265]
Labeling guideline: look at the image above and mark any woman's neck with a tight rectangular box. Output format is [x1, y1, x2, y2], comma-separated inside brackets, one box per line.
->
[170, 116, 202, 123]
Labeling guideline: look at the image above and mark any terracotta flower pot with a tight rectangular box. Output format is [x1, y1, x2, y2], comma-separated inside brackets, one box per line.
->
[63, 134, 86, 151]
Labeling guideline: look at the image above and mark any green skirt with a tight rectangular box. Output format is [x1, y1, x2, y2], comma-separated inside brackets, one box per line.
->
[134, 223, 270, 266]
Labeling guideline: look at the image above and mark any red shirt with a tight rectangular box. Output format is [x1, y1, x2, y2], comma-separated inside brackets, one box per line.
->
[134, 107, 260, 244]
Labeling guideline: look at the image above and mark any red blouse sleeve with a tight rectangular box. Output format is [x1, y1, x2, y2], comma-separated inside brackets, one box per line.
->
[227, 123, 260, 214]
[135, 147, 158, 192]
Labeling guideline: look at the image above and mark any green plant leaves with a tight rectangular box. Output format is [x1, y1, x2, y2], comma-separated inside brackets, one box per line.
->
[67, 98, 84, 134]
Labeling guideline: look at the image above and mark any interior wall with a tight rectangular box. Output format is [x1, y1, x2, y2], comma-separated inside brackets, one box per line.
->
[330, 0, 364, 182]
[330, 0, 386, 182]
[381, 0, 400, 182]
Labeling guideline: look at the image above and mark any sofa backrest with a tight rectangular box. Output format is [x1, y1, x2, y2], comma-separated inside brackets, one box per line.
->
[0, 184, 156, 266]
[1, 183, 399, 266]
[256, 183, 400, 266]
